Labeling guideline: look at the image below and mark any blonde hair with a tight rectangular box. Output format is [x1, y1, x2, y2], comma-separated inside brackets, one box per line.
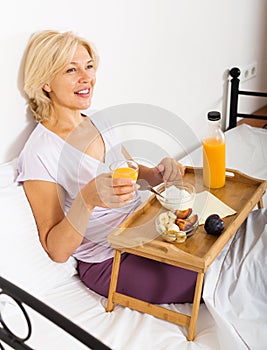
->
[23, 30, 99, 122]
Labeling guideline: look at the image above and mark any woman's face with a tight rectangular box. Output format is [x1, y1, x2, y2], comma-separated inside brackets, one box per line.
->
[44, 44, 96, 114]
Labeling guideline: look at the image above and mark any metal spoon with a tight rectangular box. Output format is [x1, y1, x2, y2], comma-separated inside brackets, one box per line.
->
[136, 179, 164, 198]
[146, 186, 164, 198]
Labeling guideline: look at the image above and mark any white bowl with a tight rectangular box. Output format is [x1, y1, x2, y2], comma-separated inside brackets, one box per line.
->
[155, 209, 199, 243]
[156, 181, 196, 211]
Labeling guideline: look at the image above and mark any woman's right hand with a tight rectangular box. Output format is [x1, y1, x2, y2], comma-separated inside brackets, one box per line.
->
[81, 173, 137, 209]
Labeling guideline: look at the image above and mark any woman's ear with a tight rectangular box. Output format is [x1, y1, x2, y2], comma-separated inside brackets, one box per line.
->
[43, 83, 51, 93]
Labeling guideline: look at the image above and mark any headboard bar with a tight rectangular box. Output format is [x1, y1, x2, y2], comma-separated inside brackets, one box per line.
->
[228, 67, 267, 129]
[229, 67, 240, 129]
[239, 90, 267, 97]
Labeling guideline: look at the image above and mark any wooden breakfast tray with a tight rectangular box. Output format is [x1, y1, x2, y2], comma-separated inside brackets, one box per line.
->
[106, 167, 266, 341]
[108, 167, 267, 272]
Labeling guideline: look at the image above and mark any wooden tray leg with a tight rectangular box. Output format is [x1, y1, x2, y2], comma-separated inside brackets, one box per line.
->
[257, 197, 264, 209]
[187, 272, 204, 341]
[106, 249, 121, 312]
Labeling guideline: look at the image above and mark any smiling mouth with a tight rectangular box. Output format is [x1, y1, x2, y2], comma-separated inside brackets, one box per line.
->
[75, 88, 90, 95]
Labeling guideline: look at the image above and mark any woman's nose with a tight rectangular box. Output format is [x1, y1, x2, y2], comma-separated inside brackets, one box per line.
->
[79, 69, 94, 82]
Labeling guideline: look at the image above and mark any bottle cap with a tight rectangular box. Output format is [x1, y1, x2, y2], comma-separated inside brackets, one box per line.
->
[207, 111, 221, 121]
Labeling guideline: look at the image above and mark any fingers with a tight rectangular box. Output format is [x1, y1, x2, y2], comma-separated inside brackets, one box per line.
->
[93, 174, 137, 208]
[179, 163, 186, 176]
[157, 164, 164, 173]
[174, 159, 185, 177]
[112, 178, 136, 203]
[158, 158, 185, 182]
[112, 177, 136, 188]
[112, 190, 136, 205]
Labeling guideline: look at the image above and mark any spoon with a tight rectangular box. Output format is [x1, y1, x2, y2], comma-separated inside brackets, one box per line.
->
[146, 186, 164, 198]
[136, 179, 165, 198]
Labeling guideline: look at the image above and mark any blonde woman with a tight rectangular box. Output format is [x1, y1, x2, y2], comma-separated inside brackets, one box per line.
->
[17, 30, 197, 303]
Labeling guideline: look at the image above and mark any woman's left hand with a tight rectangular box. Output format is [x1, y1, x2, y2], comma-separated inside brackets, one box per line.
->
[157, 157, 185, 182]
[139, 157, 185, 187]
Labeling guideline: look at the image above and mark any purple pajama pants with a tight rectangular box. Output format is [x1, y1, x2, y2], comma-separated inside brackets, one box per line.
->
[77, 253, 198, 304]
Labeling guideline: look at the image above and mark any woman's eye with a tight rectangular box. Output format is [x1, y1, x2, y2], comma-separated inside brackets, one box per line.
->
[66, 67, 75, 73]
[86, 64, 94, 70]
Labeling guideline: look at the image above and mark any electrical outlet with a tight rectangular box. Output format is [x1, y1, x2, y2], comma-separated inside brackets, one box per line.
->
[240, 62, 257, 82]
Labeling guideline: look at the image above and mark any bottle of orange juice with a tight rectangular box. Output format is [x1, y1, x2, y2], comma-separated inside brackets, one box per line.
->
[202, 111, 225, 188]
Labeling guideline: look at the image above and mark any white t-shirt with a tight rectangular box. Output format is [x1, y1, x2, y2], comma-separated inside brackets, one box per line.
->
[17, 115, 141, 263]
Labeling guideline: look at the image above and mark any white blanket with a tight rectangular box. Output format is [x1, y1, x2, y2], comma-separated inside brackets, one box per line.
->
[203, 208, 267, 350]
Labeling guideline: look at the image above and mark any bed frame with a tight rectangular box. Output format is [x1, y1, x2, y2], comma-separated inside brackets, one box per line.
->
[228, 67, 267, 129]
[0, 276, 111, 350]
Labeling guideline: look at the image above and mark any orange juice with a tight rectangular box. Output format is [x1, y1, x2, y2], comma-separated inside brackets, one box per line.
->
[203, 138, 225, 188]
[112, 167, 138, 181]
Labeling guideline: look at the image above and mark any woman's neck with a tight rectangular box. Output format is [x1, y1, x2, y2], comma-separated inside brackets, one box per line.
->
[42, 111, 86, 140]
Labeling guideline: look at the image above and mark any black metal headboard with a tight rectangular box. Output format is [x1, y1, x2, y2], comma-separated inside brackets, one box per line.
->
[228, 67, 267, 129]
[0, 276, 111, 350]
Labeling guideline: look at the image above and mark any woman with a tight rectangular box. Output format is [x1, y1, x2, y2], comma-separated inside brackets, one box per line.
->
[17, 30, 197, 304]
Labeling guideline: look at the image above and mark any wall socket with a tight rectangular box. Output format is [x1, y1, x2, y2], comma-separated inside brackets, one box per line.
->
[240, 62, 257, 82]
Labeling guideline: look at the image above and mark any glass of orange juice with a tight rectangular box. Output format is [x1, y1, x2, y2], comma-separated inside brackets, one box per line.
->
[109, 160, 139, 182]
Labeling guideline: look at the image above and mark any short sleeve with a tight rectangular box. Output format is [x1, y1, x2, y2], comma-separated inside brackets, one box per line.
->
[16, 125, 61, 184]
[17, 150, 57, 184]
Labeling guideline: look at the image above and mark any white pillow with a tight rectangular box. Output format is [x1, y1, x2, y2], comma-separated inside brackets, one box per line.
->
[0, 158, 18, 188]
[0, 160, 77, 298]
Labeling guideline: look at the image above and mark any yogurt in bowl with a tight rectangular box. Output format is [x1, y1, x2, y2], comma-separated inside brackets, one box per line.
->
[156, 181, 196, 211]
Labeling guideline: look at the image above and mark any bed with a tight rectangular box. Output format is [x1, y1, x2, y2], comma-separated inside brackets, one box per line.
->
[1, 70, 267, 350]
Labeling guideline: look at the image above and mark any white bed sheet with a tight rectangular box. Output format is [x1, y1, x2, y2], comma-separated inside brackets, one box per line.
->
[1, 124, 267, 350]
[3, 278, 219, 350]
[203, 208, 267, 350]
